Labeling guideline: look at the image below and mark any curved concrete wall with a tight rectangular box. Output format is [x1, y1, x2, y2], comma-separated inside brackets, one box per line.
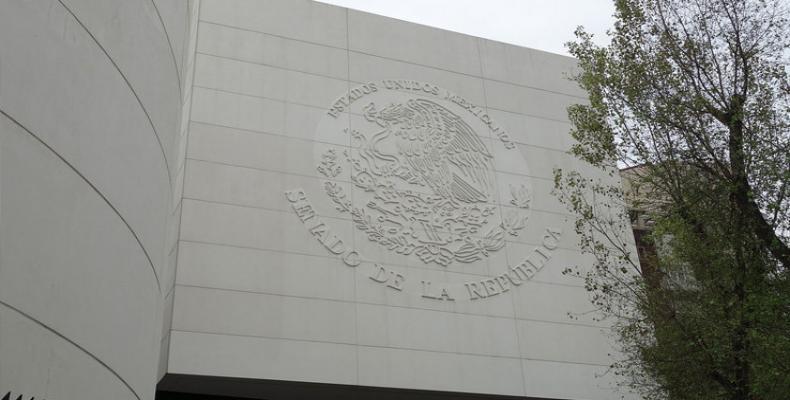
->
[0, 1, 195, 399]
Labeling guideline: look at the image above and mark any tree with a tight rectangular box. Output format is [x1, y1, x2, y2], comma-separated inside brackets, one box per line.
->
[553, 0, 790, 399]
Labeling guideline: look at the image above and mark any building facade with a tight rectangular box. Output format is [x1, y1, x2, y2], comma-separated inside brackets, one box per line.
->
[0, 1, 635, 399]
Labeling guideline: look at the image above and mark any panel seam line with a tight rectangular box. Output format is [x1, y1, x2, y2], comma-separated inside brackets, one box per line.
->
[150, 0, 184, 97]
[0, 108, 162, 292]
[0, 300, 142, 400]
[55, 0, 173, 189]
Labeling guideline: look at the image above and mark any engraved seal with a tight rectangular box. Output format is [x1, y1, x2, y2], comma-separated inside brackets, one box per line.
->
[286, 80, 562, 301]
[314, 80, 532, 268]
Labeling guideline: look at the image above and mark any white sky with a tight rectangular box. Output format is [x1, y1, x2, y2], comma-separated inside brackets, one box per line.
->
[317, 0, 615, 56]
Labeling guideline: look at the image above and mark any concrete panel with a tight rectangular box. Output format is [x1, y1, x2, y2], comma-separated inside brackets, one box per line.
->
[158, 290, 177, 381]
[200, 0, 348, 48]
[63, 0, 183, 168]
[348, 52, 487, 106]
[0, 0, 170, 272]
[197, 21, 349, 79]
[153, 0, 188, 78]
[517, 319, 615, 365]
[172, 286, 357, 344]
[179, 199, 354, 259]
[484, 79, 582, 122]
[522, 359, 627, 400]
[498, 209, 579, 250]
[478, 39, 587, 98]
[0, 306, 138, 400]
[0, 117, 160, 396]
[357, 304, 519, 357]
[186, 121, 349, 177]
[512, 281, 605, 326]
[513, 144, 577, 181]
[484, 108, 575, 152]
[504, 244, 593, 288]
[176, 241, 357, 302]
[0, 0, 195, 398]
[158, 328, 173, 381]
[163, 214, 182, 292]
[348, 10, 482, 76]
[190, 87, 287, 136]
[357, 346, 525, 396]
[194, 53, 289, 103]
[184, 158, 352, 219]
[168, 330, 358, 384]
[194, 53, 349, 108]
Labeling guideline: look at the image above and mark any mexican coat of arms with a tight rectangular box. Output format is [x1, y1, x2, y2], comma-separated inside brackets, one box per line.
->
[316, 96, 531, 267]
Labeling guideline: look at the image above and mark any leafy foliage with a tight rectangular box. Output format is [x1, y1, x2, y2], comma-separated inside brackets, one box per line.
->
[554, 1, 790, 399]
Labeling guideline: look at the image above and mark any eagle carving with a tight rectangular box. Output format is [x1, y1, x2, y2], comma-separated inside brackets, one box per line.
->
[317, 96, 529, 267]
[362, 99, 494, 204]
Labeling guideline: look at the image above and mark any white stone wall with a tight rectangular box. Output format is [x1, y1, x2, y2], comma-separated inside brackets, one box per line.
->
[167, 1, 633, 399]
[0, 1, 197, 399]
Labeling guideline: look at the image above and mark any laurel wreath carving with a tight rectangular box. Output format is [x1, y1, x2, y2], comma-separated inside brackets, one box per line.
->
[317, 149, 343, 178]
[321, 160, 531, 266]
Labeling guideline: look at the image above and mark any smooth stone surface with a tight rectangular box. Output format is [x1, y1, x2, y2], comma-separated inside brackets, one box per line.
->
[168, 2, 637, 399]
[0, 0, 195, 398]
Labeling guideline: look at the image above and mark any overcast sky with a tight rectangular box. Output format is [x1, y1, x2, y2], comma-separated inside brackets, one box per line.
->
[317, 0, 615, 56]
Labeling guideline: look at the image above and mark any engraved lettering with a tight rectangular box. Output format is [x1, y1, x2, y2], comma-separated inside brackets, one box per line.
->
[370, 264, 388, 283]
[439, 287, 454, 301]
[421, 280, 439, 300]
[483, 279, 500, 297]
[342, 250, 361, 267]
[388, 272, 405, 291]
[285, 189, 307, 203]
[421, 281, 455, 301]
[523, 265, 537, 280]
[495, 275, 511, 293]
[506, 269, 524, 286]
[369, 264, 405, 291]
[535, 246, 551, 260]
[465, 282, 486, 300]
[322, 236, 345, 254]
[523, 259, 540, 279]
[286, 190, 359, 268]
[542, 228, 562, 250]
[309, 222, 328, 238]
[511, 263, 530, 280]
[293, 203, 316, 222]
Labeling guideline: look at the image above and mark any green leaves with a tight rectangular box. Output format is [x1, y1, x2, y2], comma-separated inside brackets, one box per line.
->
[557, 0, 790, 398]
